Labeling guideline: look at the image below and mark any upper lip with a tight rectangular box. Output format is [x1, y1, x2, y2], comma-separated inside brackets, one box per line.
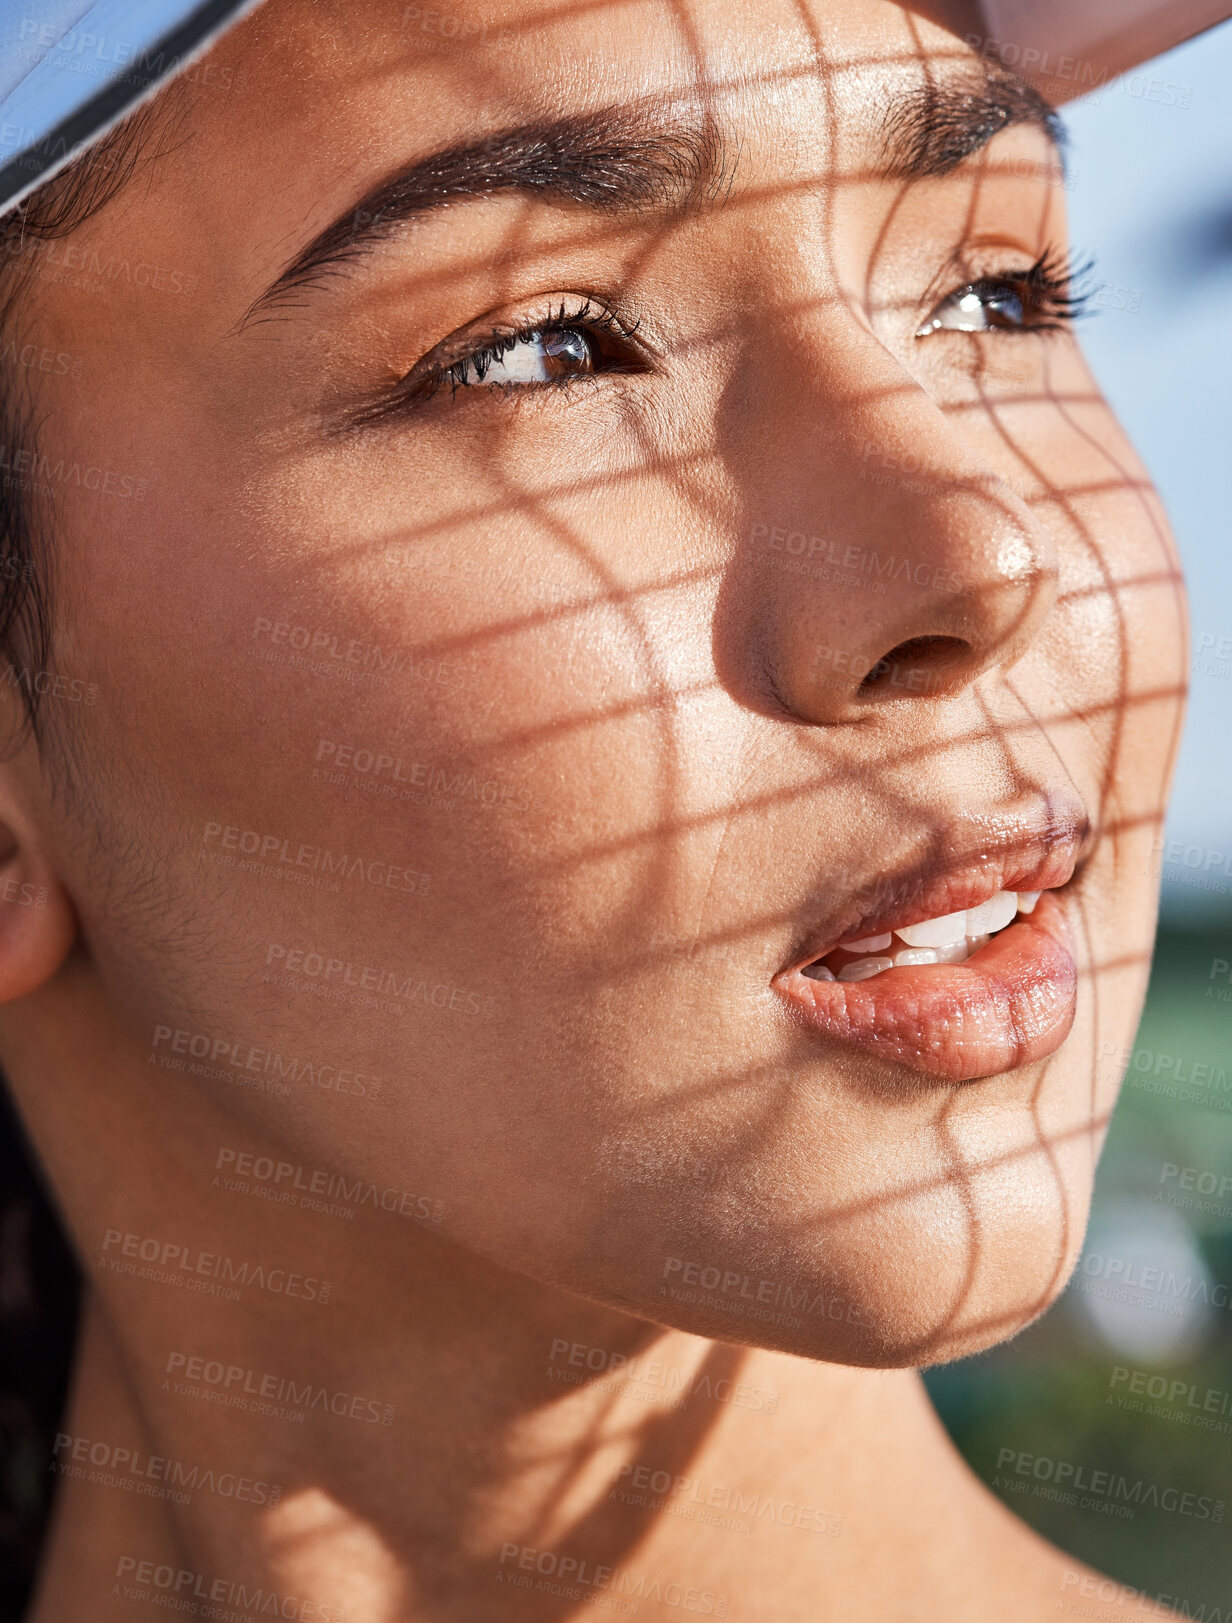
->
[777, 803, 1095, 976]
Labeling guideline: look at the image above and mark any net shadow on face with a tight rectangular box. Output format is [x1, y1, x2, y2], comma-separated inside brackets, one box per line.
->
[0, 0, 1191, 1611]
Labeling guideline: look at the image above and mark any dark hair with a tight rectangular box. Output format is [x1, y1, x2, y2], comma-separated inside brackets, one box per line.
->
[0, 1086, 80, 1617]
[0, 101, 176, 1613]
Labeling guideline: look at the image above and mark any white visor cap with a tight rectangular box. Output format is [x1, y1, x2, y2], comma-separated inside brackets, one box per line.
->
[0, 0, 261, 216]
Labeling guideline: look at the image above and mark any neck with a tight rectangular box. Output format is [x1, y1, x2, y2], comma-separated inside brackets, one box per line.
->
[8, 960, 1069, 1621]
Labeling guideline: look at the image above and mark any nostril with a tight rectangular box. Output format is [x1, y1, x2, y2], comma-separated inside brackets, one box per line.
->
[859, 636, 969, 695]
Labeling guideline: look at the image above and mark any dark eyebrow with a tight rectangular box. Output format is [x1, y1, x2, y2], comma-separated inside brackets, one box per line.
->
[241, 106, 724, 327]
[879, 62, 1065, 180]
[242, 64, 1063, 328]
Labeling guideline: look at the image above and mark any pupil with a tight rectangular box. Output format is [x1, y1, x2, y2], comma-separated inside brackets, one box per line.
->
[990, 289, 1025, 325]
[543, 329, 590, 366]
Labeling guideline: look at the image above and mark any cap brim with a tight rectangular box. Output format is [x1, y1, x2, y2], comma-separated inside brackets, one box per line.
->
[967, 0, 1232, 103]
[0, 0, 263, 216]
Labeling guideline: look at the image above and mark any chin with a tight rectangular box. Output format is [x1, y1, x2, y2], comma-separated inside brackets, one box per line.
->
[573, 1152, 1097, 1371]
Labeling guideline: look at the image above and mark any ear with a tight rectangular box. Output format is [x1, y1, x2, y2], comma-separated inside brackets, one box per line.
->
[0, 795, 78, 1005]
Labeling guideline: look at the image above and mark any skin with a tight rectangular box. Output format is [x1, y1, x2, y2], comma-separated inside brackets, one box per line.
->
[0, 0, 1188, 1615]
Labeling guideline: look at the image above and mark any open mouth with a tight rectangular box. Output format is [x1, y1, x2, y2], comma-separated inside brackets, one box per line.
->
[801, 888, 1040, 981]
[773, 865, 1082, 1085]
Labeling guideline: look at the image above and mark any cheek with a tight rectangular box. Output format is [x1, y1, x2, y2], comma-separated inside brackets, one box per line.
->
[43, 352, 1184, 1362]
[48, 453, 759, 1203]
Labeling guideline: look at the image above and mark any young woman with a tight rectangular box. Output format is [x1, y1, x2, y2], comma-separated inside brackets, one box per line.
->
[0, 0, 1213, 1615]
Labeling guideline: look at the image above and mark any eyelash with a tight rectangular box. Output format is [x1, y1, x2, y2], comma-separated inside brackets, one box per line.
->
[401, 297, 643, 407]
[927, 249, 1096, 336]
[372, 251, 1094, 418]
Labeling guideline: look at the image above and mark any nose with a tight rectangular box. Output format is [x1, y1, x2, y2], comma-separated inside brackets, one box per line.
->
[714, 321, 1059, 725]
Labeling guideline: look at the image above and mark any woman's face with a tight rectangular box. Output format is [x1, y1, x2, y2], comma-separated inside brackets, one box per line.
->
[14, 0, 1185, 1365]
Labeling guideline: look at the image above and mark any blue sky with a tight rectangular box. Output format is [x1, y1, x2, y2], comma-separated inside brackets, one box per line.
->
[1062, 26, 1232, 915]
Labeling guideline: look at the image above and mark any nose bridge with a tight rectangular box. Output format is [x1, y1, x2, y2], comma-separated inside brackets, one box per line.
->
[716, 308, 1059, 723]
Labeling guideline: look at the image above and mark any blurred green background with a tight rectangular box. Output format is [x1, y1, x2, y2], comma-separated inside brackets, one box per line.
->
[925, 905, 1232, 1610]
[923, 24, 1232, 1608]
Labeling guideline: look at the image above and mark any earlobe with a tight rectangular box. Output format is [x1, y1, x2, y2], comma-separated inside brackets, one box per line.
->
[0, 816, 77, 1005]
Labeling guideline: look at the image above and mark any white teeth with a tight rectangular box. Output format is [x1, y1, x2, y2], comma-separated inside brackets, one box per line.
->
[803, 888, 1043, 983]
[965, 890, 1018, 936]
[895, 888, 1025, 951]
[895, 910, 967, 949]
[837, 955, 895, 982]
[894, 946, 938, 967]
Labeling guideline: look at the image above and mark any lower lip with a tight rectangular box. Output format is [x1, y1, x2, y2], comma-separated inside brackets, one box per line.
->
[772, 891, 1076, 1083]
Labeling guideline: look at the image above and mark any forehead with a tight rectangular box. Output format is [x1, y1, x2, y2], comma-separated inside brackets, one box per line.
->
[215, 0, 952, 105]
[34, 0, 1057, 367]
[168, 0, 989, 206]
[110, 0, 1028, 317]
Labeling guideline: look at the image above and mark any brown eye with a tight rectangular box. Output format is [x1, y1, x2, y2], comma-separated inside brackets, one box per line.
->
[376, 295, 650, 416]
[454, 325, 597, 387]
[918, 252, 1094, 339]
[919, 280, 1030, 334]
